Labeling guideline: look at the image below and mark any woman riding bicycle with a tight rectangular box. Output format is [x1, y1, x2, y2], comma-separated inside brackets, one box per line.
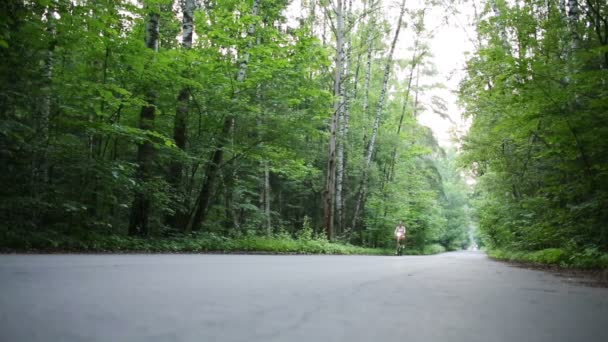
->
[394, 221, 407, 255]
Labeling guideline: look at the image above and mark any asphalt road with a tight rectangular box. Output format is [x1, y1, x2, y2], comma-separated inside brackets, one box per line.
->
[1, 251, 607, 342]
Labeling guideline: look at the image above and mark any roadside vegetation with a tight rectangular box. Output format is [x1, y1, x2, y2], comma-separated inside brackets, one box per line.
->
[461, 0, 608, 269]
[0, 228, 449, 256]
[0, 0, 472, 254]
[487, 248, 608, 269]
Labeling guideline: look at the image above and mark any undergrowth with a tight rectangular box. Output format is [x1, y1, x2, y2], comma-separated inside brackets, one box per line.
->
[0, 229, 447, 256]
[488, 247, 608, 269]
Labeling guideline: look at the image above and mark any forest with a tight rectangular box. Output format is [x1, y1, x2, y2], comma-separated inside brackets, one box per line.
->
[462, 0, 608, 267]
[0, 0, 606, 265]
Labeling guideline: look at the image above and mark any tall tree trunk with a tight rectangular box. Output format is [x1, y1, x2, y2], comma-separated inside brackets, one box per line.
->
[336, 0, 353, 235]
[185, 0, 260, 233]
[33, 7, 56, 192]
[361, 0, 375, 149]
[387, 73, 414, 183]
[322, 6, 327, 46]
[490, 0, 510, 52]
[168, 0, 195, 229]
[323, 0, 345, 241]
[236, 0, 259, 83]
[308, 0, 316, 36]
[387, 18, 425, 183]
[563, 0, 593, 181]
[185, 118, 230, 233]
[129, 8, 160, 237]
[351, 0, 407, 232]
[412, 64, 420, 118]
[264, 161, 271, 234]
[568, 0, 580, 50]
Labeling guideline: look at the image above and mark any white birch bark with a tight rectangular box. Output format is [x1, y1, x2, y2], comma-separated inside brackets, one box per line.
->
[232, 0, 260, 231]
[237, 0, 260, 82]
[567, 0, 580, 50]
[323, 0, 345, 240]
[322, 9, 327, 46]
[181, 0, 195, 50]
[170, 0, 196, 192]
[307, 0, 316, 36]
[336, 0, 352, 234]
[351, 0, 407, 231]
[362, 0, 375, 147]
[559, 0, 567, 19]
[490, 0, 510, 52]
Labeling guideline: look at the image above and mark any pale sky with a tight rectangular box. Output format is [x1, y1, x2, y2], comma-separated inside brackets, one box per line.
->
[415, 0, 476, 149]
[286, 0, 478, 148]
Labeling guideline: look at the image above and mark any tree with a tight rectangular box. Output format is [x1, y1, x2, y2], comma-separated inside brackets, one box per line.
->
[128, 4, 160, 237]
[185, 0, 261, 233]
[167, 0, 197, 229]
[0, 0, 474, 255]
[351, 0, 407, 232]
[461, 0, 608, 252]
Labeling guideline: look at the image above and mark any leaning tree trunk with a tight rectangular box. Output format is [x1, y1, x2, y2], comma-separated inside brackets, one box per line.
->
[386, 67, 415, 183]
[351, 0, 407, 232]
[167, 0, 195, 229]
[361, 0, 376, 149]
[352, 0, 376, 99]
[387, 19, 425, 183]
[323, 0, 346, 241]
[185, 118, 230, 233]
[185, 0, 260, 233]
[128, 8, 160, 237]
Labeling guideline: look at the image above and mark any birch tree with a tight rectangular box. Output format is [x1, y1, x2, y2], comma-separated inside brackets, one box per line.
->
[168, 0, 196, 229]
[351, 0, 407, 231]
[322, 0, 346, 240]
[335, 0, 354, 235]
[462, 0, 608, 255]
[490, 0, 510, 52]
[361, 0, 377, 148]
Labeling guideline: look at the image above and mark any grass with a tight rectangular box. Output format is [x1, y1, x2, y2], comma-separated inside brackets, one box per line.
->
[0, 229, 448, 256]
[488, 247, 608, 269]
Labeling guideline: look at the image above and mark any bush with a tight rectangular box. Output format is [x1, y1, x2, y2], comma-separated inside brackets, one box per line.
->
[422, 244, 446, 255]
[488, 247, 608, 269]
[296, 216, 314, 242]
[530, 248, 566, 264]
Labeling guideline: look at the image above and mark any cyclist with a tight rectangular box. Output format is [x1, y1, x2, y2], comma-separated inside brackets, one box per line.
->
[394, 221, 407, 255]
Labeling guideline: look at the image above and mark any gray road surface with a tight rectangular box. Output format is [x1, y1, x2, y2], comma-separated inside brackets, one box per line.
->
[1, 251, 607, 342]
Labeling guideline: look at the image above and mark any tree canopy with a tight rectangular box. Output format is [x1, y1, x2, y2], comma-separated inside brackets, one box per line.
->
[461, 0, 608, 259]
[0, 0, 490, 254]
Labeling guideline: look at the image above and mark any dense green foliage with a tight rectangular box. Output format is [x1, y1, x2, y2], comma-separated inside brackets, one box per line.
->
[0, 0, 471, 253]
[461, 0, 608, 261]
